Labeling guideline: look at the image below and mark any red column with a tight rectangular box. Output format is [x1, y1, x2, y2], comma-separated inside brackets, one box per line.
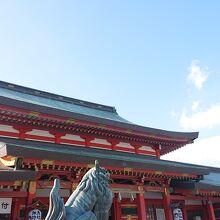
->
[137, 186, 147, 220]
[24, 181, 36, 220]
[11, 198, 20, 220]
[182, 204, 188, 220]
[163, 187, 173, 220]
[113, 194, 121, 220]
[207, 201, 216, 220]
[155, 148, 161, 159]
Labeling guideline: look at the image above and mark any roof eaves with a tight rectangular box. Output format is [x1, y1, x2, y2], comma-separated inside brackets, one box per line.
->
[0, 95, 199, 143]
[0, 137, 209, 176]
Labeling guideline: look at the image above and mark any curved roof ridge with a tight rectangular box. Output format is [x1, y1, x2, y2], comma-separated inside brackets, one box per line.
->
[0, 80, 117, 113]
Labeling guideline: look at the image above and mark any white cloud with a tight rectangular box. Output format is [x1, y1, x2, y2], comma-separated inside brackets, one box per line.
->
[191, 100, 200, 112]
[162, 136, 220, 167]
[187, 60, 209, 90]
[180, 103, 220, 130]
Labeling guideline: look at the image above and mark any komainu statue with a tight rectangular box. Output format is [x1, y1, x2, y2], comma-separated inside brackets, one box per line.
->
[45, 160, 113, 220]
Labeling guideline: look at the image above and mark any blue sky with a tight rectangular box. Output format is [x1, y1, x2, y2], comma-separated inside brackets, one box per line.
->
[0, 1, 220, 166]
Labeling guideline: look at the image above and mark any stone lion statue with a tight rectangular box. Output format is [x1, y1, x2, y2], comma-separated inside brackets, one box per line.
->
[45, 160, 113, 220]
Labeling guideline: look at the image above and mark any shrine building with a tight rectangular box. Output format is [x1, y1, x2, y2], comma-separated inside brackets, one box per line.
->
[0, 80, 219, 220]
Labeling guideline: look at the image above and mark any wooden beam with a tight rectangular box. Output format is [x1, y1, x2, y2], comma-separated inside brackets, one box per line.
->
[0, 191, 28, 197]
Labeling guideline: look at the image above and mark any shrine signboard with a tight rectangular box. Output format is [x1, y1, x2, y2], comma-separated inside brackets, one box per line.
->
[0, 198, 12, 214]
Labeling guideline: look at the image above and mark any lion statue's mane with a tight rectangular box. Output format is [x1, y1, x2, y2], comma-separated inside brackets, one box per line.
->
[45, 160, 113, 220]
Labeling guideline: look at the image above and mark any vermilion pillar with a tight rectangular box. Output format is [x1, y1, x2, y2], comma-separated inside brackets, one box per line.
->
[11, 198, 20, 220]
[182, 203, 188, 220]
[25, 181, 36, 220]
[156, 148, 161, 159]
[163, 187, 173, 220]
[207, 201, 216, 220]
[113, 193, 121, 220]
[137, 186, 147, 220]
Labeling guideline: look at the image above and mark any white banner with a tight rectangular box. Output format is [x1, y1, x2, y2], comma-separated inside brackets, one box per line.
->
[0, 198, 12, 214]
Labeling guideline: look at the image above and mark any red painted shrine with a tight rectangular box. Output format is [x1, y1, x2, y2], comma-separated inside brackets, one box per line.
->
[0, 80, 219, 220]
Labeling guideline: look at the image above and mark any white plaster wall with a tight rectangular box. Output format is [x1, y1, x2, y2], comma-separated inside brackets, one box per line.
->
[62, 134, 84, 141]
[117, 142, 134, 149]
[26, 129, 54, 137]
[0, 124, 19, 133]
[90, 138, 111, 145]
[139, 145, 155, 152]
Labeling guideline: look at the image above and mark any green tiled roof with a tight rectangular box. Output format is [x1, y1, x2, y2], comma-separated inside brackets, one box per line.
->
[0, 86, 130, 124]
